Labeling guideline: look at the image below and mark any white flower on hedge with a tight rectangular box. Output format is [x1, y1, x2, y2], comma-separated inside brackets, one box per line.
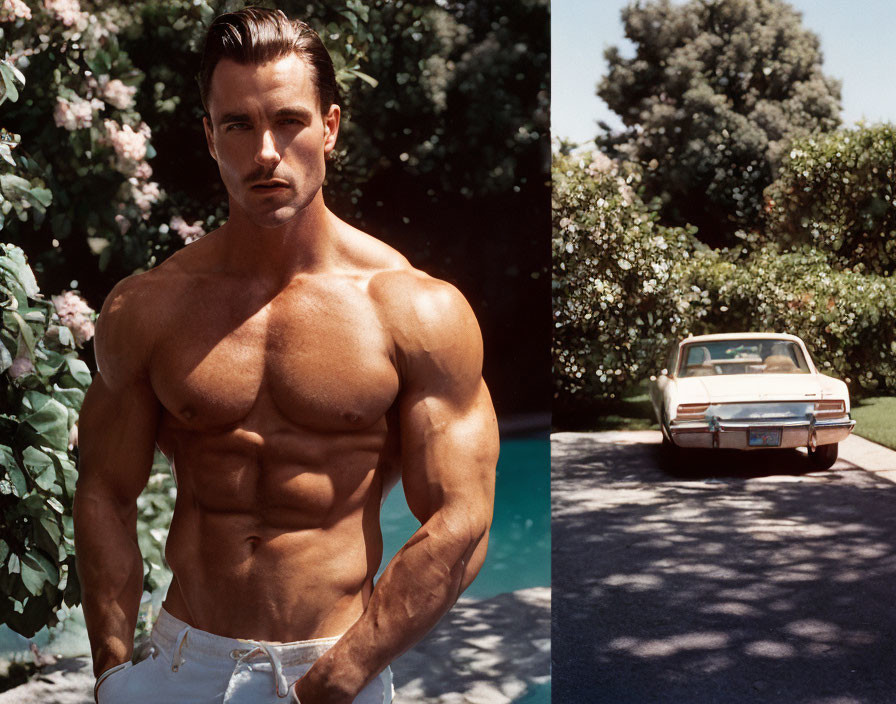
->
[1, 0, 31, 21]
[68, 423, 78, 450]
[170, 215, 205, 244]
[54, 95, 104, 131]
[101, 77, 137, 111]
[8, 355, 34, 378]
[51, 290, 95, 346]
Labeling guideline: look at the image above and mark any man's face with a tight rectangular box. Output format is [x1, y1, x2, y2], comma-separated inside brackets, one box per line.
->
[203, 54, 340, 229]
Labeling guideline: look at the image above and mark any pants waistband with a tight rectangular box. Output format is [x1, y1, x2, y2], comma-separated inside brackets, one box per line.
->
[152, 607, 343, 667]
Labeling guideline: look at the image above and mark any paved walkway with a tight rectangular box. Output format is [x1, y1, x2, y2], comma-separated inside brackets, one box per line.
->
[839, 433, 896, 480]
[553, 430, 896, 704]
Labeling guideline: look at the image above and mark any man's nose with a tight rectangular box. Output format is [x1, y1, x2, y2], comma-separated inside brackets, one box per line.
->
[255, 129, 280, 167]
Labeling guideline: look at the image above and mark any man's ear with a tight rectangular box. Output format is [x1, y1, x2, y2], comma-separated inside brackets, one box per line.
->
[323, 104, 341, 156]
[203, 115, 218, 162]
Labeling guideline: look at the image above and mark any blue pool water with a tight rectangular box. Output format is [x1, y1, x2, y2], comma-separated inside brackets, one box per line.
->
[378, 436, 551, 598]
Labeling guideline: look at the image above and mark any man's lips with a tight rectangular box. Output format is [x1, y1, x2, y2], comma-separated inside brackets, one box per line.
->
[250, 180, 290, 190]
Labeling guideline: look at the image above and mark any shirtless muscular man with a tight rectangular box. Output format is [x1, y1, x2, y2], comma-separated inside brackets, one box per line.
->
[73, 8, 498, 703]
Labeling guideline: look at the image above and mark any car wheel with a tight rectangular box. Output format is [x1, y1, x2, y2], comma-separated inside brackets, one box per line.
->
[808, 442, 838, 470]
[660, 414, 684, 467]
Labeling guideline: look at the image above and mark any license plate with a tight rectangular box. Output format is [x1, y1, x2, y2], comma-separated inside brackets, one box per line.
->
[749, 428, 782, 447]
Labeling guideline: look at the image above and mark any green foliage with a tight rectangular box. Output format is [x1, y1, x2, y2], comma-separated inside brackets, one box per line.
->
[553, 152, 896, 410]
[0, 244, 89, 638]
[552, 150, 699, 402]
[764, 124, 896, 275]
[598, 0, 841, 244]
[685, 243, 896, 392]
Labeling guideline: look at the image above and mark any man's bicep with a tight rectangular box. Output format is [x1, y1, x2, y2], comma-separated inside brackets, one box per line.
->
[399, 381, 498, 521]
[77, 371, 160, 504]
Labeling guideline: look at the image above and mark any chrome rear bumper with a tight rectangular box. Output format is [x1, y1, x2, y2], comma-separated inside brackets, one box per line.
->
[670, 415, 856, 450]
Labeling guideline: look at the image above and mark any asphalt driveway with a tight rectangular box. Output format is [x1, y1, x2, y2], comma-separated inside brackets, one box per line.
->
[552, 430, 896, 704]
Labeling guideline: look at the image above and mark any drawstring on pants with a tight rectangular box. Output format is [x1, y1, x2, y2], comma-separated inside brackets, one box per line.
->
[171, 626, 190, 672]
[229, 641, 290, 698]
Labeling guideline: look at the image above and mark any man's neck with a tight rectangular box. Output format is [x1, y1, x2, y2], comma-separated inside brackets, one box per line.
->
[218, 192, 340, 283]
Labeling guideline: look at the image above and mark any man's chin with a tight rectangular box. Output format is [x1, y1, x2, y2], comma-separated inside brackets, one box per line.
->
[245, 205, 302, 229]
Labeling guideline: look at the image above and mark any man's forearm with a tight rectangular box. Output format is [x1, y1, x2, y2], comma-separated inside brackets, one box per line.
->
[295, 508, 489, 703]
[73, 491, 145, 676]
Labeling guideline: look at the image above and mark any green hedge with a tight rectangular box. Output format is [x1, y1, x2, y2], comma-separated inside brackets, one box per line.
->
[553, 149, 896, 409]
[764, 124, 896, 275]
[0, 244, 89, 637]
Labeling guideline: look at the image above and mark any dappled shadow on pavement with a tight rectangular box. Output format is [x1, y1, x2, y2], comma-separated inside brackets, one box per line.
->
[553, 432, 896, 704]
[394, 588, 550, 703]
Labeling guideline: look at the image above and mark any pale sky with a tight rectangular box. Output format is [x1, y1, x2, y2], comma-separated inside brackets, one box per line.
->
[552, 0, 896, 145]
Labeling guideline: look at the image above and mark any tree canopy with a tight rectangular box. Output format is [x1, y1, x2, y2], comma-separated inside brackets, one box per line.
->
[598, 0, 841, 245]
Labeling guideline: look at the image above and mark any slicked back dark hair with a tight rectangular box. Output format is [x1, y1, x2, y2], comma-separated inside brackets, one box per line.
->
[198, 6, 339, 115]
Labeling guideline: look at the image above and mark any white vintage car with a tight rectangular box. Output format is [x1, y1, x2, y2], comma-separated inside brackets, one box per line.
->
[649, 333, 856, 469]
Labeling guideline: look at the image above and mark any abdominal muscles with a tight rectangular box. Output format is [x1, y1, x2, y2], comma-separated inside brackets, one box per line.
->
[160, 420, 389, 642]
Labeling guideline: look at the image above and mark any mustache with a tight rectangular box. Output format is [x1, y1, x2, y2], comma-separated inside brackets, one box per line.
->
[244, 169, 290, 185]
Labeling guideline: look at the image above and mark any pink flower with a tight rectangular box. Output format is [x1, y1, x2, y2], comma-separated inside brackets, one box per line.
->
[133, 161, 153, 180]
[54, 95, 104, 131]
[104, 120, 151, 174]
[114, 213, 131, 234]
[44, 0, 87, 28]
[101, 78, 136, 111]
[51, 290, 96, 346]
[8, 355, 34, 378]
[170, 215, 205, 244]
[128, 178, 162, 216]
[1, 0, 32, 21]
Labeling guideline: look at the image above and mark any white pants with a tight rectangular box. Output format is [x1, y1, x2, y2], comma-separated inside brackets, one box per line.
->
[95, 608, 393, 703]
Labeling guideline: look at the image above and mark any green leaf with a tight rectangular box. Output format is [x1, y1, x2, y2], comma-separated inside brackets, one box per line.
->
[0, 143, 15, 167]
[23, 398, 70, 451]
[20, 560, 45, 595]
[0, 245, 38, 297]
[343, 67, 379, 88]
[65, 356, 92, 387]
[0, 63, 18, 104]
[10, 312, 36, 356]
[0, 339, 11, 372]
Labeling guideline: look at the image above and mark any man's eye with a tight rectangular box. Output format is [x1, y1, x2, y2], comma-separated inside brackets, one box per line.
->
[225, 123, 251, 131]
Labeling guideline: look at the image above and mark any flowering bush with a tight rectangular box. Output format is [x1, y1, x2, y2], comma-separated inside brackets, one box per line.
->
[764, 124, 896, 275]
[552, 149, 700, 403]
[0, 244, 91, 637]
[553, 150, 896, 409]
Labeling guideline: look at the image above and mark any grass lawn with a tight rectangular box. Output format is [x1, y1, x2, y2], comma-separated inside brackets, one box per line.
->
[851, 396, 896, 450]
[554, 384, 659, 432]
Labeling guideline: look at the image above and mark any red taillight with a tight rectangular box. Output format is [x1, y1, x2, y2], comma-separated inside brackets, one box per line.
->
[676, 403, 710, 419]
[814, 400, 845, 416]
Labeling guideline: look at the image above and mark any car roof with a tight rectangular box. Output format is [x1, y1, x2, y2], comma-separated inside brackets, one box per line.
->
[679, 332, 804, 346]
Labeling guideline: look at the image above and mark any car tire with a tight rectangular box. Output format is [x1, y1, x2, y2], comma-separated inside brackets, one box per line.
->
[808, 442, 838, 470]
[660, 416, 684, 468]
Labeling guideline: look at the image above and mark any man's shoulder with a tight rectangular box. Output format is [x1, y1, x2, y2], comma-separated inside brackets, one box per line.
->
[95, 256, 190, 382]
[367, 262, 482, 377]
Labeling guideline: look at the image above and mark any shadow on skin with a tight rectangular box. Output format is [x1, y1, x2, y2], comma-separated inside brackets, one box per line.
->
[552, 433, 896, 704]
